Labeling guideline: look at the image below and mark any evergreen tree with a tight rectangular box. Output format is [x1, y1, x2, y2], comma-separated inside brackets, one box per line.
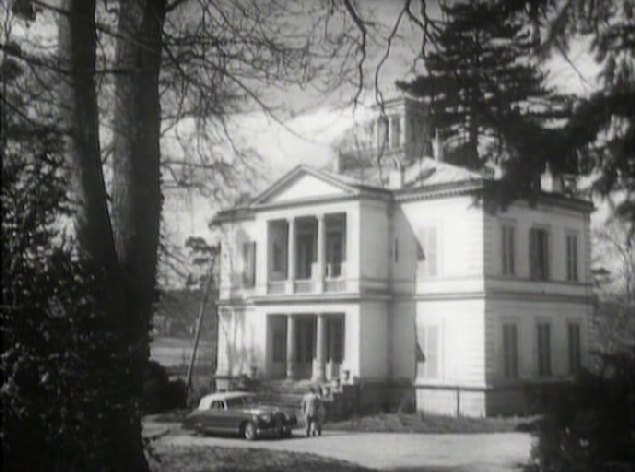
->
[398, 0, 551, 169]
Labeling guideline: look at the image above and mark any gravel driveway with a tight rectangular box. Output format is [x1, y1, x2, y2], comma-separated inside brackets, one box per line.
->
[153, 426, 532, 471]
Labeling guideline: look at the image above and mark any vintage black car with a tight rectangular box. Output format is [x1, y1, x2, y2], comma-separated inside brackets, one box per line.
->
[183, 391, 297, 440]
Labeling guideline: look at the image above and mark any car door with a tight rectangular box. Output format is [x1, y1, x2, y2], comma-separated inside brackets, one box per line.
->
[198, 400, 226, 433]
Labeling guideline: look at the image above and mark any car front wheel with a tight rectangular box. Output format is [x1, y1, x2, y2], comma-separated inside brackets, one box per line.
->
[243, 421, 256, 440]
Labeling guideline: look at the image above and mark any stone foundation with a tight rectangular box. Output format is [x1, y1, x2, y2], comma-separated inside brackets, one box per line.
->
[415, 381, 575, 417]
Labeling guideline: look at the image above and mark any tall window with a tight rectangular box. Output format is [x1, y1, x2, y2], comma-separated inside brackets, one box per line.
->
[566, 233, 579, 282]
[568, 323, 581, 374]
[502, 323, 519, 378]
[417, 226, 438, 277]
[530, 227, 550, 280]
[272, 323, 286, 363]
[377, 116, 388, 149]
[501, 224, 516, 276]
[242, 241, 256, 287]
[270, 221, 288, 276]
[326, 317, 344, 363]
[389, 115, 401, 149]
[536, 323, 552, 377]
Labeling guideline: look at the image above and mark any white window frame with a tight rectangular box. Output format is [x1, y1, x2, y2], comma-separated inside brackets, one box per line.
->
[242, 240, 256, 287]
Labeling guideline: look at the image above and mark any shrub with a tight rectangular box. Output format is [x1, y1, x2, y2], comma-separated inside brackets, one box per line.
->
[528, 350, 635, 471]
[141, 361, 187, 414]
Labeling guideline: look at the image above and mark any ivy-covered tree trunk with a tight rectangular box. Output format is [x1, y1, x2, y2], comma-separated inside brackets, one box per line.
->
[58, 0, 166, 470]
[110, 0, 167, 469]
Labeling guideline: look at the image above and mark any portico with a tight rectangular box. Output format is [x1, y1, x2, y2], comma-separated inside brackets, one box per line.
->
[267, 213, 347, 295]
[268, 313, 344, 381]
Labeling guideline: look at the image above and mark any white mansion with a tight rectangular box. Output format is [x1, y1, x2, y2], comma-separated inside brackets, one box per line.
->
[211, 97, 594, 416]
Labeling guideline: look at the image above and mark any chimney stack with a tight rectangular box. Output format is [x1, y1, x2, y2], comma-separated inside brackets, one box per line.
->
[432, 129, 444, 162]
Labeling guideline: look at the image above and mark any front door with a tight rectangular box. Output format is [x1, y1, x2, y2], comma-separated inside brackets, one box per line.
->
[268, 316, 287, 378]
[294, 317, 315, 378]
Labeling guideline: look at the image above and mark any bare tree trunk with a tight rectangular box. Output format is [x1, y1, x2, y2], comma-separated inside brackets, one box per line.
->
[58, 1, 150, 470]
[58, 0, 116, 269]
[186, 262, 217, 393]
[110, 1, 167, 469]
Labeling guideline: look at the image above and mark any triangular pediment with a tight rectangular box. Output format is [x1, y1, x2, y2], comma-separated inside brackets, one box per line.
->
[255, 166, 356, 204]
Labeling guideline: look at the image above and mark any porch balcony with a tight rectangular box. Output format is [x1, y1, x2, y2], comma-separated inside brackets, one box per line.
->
[266, 213, 348, 296]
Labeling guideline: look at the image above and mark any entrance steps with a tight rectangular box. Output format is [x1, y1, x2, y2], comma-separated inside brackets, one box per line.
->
[252, 378, 360, 422]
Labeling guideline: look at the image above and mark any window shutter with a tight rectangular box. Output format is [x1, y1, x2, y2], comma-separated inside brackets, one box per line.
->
[424, 326, 438, 378]
[242, 241, 256, 287]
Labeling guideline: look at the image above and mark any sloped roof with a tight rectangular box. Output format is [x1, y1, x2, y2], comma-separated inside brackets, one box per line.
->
[212, 159, 486, 225]
[404, 157, 484, 188]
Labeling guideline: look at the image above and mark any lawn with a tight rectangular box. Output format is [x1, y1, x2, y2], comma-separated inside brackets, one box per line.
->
[323, 412, 533, 434]
[146, 410, 534, 435]
[148, 445, 372, 472]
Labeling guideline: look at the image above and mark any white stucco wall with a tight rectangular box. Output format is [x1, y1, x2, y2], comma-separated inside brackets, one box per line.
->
[390, 301, 416, 379]
[216, 307, 265, 376]
[415, 299, 487, 386]
[485, 298, 592, 383]
[398, 195, 486, 296]
[358, 301, 389, 378]
[359, 199, 390, 284]
[484, 201, 591, 283]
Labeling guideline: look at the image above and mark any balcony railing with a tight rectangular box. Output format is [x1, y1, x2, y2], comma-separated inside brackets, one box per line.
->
[294, 280, 317, 293]
[325, 279, 347, 292]
[266, 262, 347, 295]
[267, 281, 286, 294]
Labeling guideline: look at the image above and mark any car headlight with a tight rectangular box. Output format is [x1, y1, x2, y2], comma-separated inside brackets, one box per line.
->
[260, 413, 272, 423]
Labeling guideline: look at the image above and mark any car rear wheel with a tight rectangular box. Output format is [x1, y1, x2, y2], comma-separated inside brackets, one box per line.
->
[243, 421, 256, 440]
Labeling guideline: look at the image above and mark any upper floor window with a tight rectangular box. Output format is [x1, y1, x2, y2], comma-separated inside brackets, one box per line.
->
[536, 322, 552, 377]
[501, 223, 516, 276]
[268, 220, 288, 280]
[417, 226, 439, 278]
[390, 115, 401, 149]
[242, 241, 256, 287]
[567, 322, 581, 375]
[376, 115, 401, 150]
[530, 227, 550, 281]
[566, 232, 579, 282]
[502, 323, 519, 378]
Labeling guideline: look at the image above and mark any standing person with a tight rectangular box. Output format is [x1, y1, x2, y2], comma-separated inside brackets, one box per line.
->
[300, 386, 319, 437]
[315, 387, 326, 436]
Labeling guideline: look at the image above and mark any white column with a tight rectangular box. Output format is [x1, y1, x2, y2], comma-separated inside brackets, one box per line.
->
[287, 217, 295, 293]
[316, 214, 326, 292]
[312, 314, 326, 381]
[286, 315, 296, 379]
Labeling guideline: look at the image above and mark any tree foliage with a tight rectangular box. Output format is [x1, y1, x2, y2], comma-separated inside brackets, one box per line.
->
[527, 351, 635, 471]
[397, 0, 553, 169]
[1, 1, 370, 470]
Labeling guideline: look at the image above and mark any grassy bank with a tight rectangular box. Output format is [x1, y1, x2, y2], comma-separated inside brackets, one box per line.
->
[149, 446, 372, 472]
